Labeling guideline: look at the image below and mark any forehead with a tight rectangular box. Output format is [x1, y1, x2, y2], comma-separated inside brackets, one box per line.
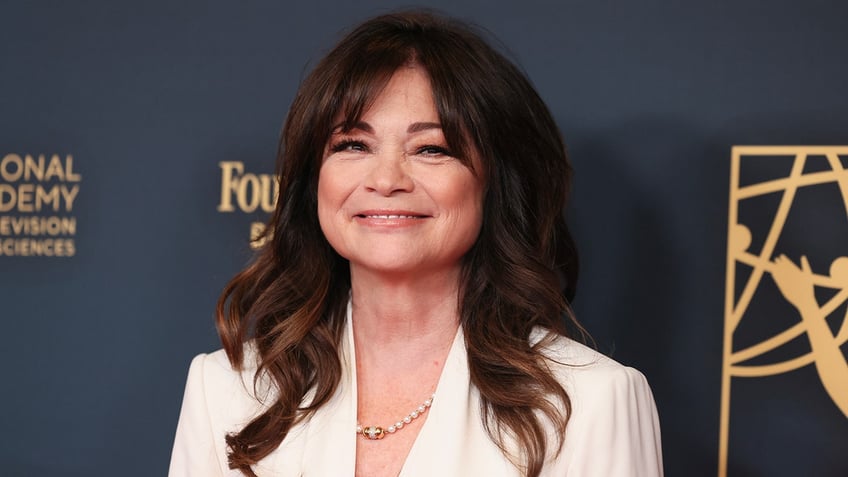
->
[331, 64, 437, 130]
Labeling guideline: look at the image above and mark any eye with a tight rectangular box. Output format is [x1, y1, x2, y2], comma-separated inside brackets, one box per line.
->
[415, 145, 453, 157]
[330, 139, 369, 153]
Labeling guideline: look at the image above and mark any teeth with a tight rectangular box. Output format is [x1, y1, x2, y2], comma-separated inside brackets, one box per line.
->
[365, 214, 419, 219]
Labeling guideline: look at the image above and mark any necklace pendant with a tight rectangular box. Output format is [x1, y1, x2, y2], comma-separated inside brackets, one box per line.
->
[362, 426, 385, 440]
[356, 393, 434, 440]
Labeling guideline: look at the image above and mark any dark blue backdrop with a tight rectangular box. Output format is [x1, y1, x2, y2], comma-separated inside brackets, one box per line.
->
[2, 0, 847, 475]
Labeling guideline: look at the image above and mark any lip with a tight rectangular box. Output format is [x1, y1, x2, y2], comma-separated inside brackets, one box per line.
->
[353, 209, 431, 226]
[354, 209, 431, 219]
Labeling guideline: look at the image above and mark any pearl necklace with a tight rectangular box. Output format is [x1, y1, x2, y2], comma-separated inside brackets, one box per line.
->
[356, 394, 435, 440]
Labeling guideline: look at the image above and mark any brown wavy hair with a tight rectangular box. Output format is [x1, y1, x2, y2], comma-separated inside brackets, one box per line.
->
[217, 10, 583, 477]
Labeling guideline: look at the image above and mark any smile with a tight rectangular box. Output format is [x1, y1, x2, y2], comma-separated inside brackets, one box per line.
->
[358, 214, 423, 219]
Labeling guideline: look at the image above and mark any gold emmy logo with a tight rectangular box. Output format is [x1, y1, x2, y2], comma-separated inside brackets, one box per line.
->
[217, 161, 277, 249]
[719, 146, 848, 476]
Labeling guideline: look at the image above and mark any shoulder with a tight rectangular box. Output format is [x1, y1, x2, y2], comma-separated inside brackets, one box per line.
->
[183, 344, 273, 428]
[170, 344, 273, 475]
[190, 345, 259, 385]
[531, 328, 652, 397]
[530, 329, 664, 476]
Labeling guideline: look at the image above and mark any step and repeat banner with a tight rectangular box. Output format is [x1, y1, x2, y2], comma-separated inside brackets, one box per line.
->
[1, 1, 846, 476]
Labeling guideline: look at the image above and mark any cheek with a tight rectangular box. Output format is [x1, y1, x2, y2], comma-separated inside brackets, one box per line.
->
[318, 164, 347, 204]
[317, 164, 359, 252]
[445, 175, 485, 237]
[465, 196, 485, 241]
[467, 181, 486, 240]
[317, 168, 343, 234]
[459, 175, 485, 218]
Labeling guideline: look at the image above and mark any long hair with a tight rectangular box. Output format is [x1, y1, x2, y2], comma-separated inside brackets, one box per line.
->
[216, 10, 582, 477]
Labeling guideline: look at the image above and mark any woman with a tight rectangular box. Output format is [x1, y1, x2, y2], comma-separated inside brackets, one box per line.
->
[170, 10, 663, 477]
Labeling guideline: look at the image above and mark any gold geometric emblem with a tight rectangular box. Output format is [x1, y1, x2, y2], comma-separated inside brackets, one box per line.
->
[720, 146, 848, 476]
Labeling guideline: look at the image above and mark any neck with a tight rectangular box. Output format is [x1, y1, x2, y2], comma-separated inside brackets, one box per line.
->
[349, 264, 462, 366]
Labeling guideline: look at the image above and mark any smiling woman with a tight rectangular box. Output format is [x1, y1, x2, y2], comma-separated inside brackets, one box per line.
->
[318, 65, 484, 278]
[169, 10, 663, 477]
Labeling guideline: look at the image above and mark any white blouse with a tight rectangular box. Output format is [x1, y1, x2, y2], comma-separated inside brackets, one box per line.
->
[169, 309, 663, 476]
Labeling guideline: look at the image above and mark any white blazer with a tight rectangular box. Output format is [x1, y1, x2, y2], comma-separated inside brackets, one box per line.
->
[169, 308, 663, 476]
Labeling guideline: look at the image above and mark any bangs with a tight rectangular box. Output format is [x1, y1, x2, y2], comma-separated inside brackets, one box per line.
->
[323, 46, 477, 172]
[332, 45, 406, 132]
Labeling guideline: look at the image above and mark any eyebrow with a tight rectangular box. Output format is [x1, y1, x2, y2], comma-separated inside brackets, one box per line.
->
[407, 122, 442, 133]
[332, 121, 442, 134]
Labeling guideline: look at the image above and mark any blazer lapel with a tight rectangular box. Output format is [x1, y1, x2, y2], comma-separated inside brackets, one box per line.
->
[299, 308, 358, 476]
[398, 327, 514, 477]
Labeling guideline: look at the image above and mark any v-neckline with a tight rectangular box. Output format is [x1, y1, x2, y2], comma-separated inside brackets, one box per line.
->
[345, 302, 467, 477]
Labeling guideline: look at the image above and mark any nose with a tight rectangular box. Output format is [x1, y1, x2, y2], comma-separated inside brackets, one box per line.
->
[364, 151, 414, 196]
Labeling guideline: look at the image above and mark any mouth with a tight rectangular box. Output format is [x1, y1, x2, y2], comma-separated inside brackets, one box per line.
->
[356, 214, 426, 219]
[353, 210, 432, 222]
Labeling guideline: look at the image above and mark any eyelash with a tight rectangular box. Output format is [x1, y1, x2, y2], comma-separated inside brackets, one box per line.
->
[329, 139, 454, 157]
[416, 145, 453, 156]
[329, 140, 368, 153]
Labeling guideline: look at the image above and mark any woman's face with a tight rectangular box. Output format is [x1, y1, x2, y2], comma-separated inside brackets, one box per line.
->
[317, 65, 484, 279]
